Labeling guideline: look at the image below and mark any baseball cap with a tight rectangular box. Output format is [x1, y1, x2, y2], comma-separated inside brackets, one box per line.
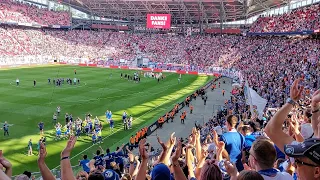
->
[151, 163, 171, 180]
[284, 138, 320, 166]
[102, 169, 120, 180]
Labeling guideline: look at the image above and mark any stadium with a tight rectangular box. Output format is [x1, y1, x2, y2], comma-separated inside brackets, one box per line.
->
[0, 0, 319, 179]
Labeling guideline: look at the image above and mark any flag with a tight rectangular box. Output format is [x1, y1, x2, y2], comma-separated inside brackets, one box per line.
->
[245, 81, 267, 119]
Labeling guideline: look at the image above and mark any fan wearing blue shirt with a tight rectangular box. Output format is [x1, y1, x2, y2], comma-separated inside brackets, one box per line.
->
[220, 115, 245, 171]
[103, 148, 116, 169]
[114, 146, 125, 173]
[93, 150, 104, 167]
[241, 126, 256, 163]
[103, 144, 125, 170]
[79, 155, 90, 173]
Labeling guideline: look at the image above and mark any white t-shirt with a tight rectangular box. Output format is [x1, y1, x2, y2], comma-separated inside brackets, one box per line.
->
[261, 172, 293, 180]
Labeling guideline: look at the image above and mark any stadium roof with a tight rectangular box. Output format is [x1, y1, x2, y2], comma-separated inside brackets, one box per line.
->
[63, 0, 288, 24]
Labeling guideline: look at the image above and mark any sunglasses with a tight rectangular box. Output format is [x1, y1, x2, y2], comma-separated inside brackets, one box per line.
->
[295, 159, 318, 167]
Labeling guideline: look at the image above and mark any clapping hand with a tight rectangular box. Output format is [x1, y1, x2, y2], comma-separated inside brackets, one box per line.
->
[290, 78, 304, 102]
[138, 139, 149, 160]
[38, 143, 47, 163]
[61, 136, 77, 157]
[171, 141, 182, 163]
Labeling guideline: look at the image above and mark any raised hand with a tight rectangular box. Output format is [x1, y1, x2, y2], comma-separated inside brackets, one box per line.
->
[216, 141, 225, 151]
[290, 78, 304, 102]
[38, 143, 47, 162]
[311, 89, 320, 107]
[224, 160, 238, 177]
[171, 141, 182, 163]
[138, 139, 149, 160]
[128, 152, 134, 162]
[212, 129, 219, 145]
[289, 118, 300, 135]
[169, 132, 176, 147]
[61, 136, 77, 157]
[0, 150, 12, 169]
[157, 136, 168, 151]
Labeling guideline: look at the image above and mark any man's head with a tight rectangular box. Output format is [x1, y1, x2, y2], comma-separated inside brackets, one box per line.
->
[199, 160, 222, 180]
[225, 115, 238, 130]
[151, 163, 171, 180]
[22, 171, 31, 178]
[249, 121, 260, 132]
[83, 155, 88, 159]
[249, 138, 276, 170]
[284, 138, 320, 180]
[241, 126, 252, 136]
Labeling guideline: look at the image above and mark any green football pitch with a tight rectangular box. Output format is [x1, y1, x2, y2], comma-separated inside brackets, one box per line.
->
[0, 65, 211, 175]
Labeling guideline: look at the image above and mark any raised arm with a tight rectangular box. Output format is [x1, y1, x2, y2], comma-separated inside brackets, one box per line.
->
[163, 133, 176, 166]
[194, 129, 202, 163]
[156, 136, 168, 165]
[38, 143, 55, 180]
[0, 170, 10, 180]
[311, 90, 320, 137]
[289, 116, 304, 142]
[60, 136, 77, 180]
[195, 146, 208, 180]
[127, 151, 135, 176]
[135, 139, 149, 180]
[0, 151, 12, 178]
[186, 145, 195, 180]
[171, 141, 187, 180]
[265, 78, 303, 152]
[115, 144, 125, 153]
[132, 156, 141, 178]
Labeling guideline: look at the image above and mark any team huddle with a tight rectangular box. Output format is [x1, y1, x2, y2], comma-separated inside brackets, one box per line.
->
[53, 110, 106, 144]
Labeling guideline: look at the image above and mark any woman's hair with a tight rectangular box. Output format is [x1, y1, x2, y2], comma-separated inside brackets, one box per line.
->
[88, 172, 104, 180]
[237, 170, 264, 180]
[76, 171, 88, 180]
[200, 160, 222, 180]
[110, 161, 118, 169]
[122, 173, 132, 180]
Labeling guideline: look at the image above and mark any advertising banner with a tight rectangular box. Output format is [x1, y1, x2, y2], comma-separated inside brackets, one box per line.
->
[147, 14, 171, 29]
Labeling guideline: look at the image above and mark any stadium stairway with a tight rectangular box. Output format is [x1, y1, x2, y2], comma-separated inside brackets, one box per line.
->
[139, 77, 233, 151]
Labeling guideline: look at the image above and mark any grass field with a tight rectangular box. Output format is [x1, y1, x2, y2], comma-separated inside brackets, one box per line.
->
[0, 65, 211, 175]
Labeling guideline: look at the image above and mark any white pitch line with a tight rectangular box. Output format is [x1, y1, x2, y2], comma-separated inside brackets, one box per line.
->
[51, 96, 174, 170]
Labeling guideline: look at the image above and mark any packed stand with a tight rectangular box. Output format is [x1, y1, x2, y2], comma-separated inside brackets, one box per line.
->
[250, 3, 320, 33]
[0, 0, 70, 26]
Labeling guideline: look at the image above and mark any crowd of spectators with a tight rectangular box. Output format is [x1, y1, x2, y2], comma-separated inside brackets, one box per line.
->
[0, 26, 319, 73]
[250, 3, 320, 33]
[0, 0, 70, 26]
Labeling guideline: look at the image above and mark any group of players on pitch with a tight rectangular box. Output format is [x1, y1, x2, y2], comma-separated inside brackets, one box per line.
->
[52, 108, 104, 144]
[49, 107, 136, 146]
[14, 77, 80, 87]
